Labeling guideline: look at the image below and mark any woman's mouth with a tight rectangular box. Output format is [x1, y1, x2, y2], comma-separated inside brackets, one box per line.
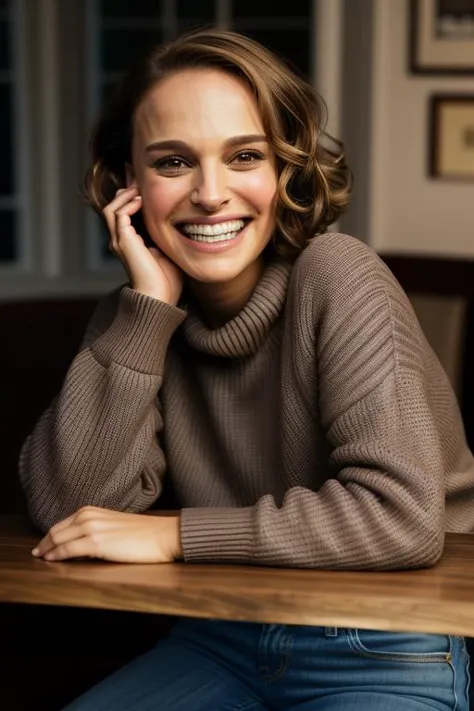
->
[174, 218, 251, 252]
[176, 218, 249, 242]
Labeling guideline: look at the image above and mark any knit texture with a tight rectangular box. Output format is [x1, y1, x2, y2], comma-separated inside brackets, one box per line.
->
[19, 233, 474, 569]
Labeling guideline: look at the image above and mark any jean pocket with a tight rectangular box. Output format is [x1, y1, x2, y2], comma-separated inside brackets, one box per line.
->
[347, 629, 452, 663]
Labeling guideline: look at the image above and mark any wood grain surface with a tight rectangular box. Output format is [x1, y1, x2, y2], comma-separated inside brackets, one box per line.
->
[2, 516, 474, 635]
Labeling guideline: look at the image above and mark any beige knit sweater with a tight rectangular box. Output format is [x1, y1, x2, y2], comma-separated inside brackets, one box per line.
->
[19, 233, 474, 569]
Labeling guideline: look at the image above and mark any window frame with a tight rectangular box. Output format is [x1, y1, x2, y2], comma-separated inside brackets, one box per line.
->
[0, 0, 31, 275]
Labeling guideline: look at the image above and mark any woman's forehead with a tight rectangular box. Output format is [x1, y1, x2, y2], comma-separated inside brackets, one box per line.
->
[133, 69, 265, 146]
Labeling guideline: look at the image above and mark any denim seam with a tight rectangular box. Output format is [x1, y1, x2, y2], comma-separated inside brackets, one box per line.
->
[450, 637, 472, 710]
[259, 628, 291, 683]
[346, 629, 451, 664]
[458, 636, 471, 708]
[449, 636, 458, 711]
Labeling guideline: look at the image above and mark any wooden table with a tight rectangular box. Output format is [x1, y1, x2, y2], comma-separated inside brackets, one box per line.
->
[2, 516, 474, 636]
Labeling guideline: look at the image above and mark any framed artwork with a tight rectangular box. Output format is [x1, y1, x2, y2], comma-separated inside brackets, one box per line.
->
[429, 95, 474, 179]
[410, 0, 474, 74]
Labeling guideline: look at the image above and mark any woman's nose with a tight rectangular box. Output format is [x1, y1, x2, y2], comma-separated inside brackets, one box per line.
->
[191, 164, 230, 212]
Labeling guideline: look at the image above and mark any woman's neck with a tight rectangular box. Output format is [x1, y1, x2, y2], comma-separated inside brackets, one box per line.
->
[188, 258, 265, 328]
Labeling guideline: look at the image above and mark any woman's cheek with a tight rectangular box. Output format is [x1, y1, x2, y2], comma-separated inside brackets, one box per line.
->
[140, 191, 169, 232]
[142, 179, 188, 223]
[235, 168, 277, 206]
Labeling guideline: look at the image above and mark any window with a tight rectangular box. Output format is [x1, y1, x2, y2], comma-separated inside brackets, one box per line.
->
[232, 0, 312, 79]
[0, 0, 23, 267]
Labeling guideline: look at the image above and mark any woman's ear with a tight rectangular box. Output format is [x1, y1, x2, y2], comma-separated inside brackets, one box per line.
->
[125, 164, 137, 188]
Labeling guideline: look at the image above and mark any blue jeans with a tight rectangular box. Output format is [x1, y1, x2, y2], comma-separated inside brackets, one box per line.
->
[64, 619, 470, 710]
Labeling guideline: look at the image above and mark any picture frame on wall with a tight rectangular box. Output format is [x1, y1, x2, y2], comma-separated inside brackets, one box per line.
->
[429, 95, 474, 179]
[410, 0, 474, 74]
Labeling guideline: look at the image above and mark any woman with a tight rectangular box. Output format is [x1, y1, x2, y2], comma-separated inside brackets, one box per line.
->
[20, 29, 474, 710]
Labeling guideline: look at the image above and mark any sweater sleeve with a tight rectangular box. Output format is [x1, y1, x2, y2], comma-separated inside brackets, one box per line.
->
[19, 286, 186, 532]
[180, 235, 470, 570]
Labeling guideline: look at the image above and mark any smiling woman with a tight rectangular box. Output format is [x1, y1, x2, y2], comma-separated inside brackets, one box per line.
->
[81, 29, 350, 319]
[19, 28, 474, 711]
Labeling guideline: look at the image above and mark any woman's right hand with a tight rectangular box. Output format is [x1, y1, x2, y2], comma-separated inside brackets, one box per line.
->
[103, 186, 184, 305]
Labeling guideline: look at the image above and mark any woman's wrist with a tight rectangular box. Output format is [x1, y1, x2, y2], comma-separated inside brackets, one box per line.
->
[146, 510, 183, 561]
[169, 514, 183, 560]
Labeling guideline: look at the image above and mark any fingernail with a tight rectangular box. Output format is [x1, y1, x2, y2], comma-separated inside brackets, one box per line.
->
[31, 548, 39, 556]
[133, 195, 142, 200]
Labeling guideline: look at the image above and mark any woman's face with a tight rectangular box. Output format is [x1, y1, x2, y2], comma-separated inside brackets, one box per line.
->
[130, 68, 278, 284]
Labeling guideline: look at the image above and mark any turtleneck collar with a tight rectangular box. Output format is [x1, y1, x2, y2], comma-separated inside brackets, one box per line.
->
[180, 258, 293, 358]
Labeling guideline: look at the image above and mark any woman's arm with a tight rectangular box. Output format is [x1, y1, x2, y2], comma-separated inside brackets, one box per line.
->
[19, 286, 186, 532]
[180, 370, 448, 570]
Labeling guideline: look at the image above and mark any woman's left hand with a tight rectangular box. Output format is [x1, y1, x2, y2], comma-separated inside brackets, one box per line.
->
[31, 506, 182, 563]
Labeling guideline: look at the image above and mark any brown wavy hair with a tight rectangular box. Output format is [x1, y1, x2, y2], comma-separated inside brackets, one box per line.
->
[84, 29, 352, 257]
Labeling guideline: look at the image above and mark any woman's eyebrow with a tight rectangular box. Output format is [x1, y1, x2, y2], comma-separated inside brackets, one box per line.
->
[145, 134, 268, 153]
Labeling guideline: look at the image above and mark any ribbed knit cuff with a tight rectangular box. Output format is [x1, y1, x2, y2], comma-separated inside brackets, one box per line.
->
[92, 287, 186, 374]
[180, 506, 256, 564]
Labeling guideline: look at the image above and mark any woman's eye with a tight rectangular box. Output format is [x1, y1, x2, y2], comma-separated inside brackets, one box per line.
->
[153, 156, 189, 172]
[232, 150, 264, 166]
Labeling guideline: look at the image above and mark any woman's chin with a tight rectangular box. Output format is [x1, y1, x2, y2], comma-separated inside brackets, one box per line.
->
[185, 264, 244, 285]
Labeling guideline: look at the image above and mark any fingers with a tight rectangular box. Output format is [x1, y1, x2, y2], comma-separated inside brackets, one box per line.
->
[33, 523, 90, 557]
[42, 537, 96, 562]
[113, 197, 143, 251]
[102, 186, 143, 254]
[32, 506, 105, 559]
[102, 186, 139, 228]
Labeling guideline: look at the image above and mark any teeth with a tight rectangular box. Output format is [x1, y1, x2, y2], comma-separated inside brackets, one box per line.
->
[186, 231, 241, 243]
[180, 219, 245, 236]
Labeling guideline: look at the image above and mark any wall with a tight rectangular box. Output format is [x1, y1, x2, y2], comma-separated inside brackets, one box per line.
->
[368, 0, 474, 258]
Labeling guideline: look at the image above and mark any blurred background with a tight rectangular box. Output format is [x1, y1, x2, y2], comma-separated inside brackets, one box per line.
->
[1, 0, 474, 499]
